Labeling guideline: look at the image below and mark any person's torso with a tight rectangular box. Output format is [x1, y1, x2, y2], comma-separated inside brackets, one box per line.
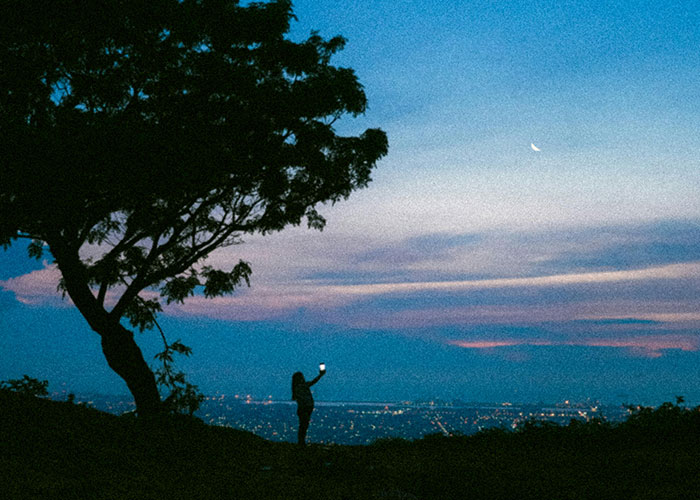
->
[295, 383, 314, 408]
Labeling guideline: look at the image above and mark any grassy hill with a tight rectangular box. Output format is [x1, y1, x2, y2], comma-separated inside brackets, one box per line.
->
[2, 390, 700, 499]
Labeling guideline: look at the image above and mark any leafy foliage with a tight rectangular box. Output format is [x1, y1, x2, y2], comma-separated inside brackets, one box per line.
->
[26, 240, 44, 260]
[0, 0, 387, 411]
[0, 0, 387, 320]
[123, 296, 163, 332]
[619, 396, 700, 439]
[0, 375, 49, 397]
[154, 339, 205, 416]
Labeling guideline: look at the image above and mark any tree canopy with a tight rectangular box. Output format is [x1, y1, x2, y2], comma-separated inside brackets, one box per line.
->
[0, 0, 388, 414]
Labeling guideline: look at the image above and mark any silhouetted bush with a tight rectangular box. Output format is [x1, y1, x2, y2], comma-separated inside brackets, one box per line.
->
[0, 375, 48, 398]
[3, 391, 700, 499]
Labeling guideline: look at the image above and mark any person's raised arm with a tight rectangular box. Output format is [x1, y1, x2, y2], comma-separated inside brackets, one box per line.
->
[307, 368, 326, 387]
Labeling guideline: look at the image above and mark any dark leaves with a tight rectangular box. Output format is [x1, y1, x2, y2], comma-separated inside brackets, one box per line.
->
[161, 273, 201, 304]
[1, 0, 386, 327]
[123, 296, 163, 332]
[27, 239, 44, 260]
[154, 337, 204, 415]
[0, 375, 49, 398]
[169, 340, 192, 356]
[305, 207, 326, 231]
[201, 261, 251, 297]
[159, 260, 251, 304]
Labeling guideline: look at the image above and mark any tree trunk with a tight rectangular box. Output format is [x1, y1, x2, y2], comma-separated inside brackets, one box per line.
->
[100, 323, 162, 416]
[49, 240, 162, 416]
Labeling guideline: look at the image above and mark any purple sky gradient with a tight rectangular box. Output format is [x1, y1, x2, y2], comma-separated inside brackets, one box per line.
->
[2, 0, 700, 404]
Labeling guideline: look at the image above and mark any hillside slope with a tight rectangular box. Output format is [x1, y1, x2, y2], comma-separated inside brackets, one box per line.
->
[2, 390, 700, 499]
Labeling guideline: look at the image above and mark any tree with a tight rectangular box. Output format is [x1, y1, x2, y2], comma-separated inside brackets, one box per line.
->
[0, 0, 388, 415]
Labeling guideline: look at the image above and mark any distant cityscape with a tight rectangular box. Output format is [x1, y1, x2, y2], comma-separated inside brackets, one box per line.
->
[53, 392, 633, 445]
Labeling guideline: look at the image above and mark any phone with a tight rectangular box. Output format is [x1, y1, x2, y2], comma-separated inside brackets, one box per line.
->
[319, 363, 326, 372]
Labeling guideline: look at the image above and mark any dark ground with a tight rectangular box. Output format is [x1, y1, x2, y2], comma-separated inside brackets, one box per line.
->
[2, 390, 700, 499]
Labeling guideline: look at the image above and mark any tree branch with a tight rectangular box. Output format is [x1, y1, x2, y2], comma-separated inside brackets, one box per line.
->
[14, 231, 42, 240]
[109, 234, 162, 319]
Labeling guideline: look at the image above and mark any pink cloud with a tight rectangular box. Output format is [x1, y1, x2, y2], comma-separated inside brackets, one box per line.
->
[448, 334, 700, 358]
[322, 262, 700, 297]
[450, 340, 525, 349]
[583, 335, 700, 356]
[0, 263, 67, 306]
[0, 262, 139, 309]
[3, 259, 699, 348]
[163, 284, 351, 322]
[336, 301, 700, 331]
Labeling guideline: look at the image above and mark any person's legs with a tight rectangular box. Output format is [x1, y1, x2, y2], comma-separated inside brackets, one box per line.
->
[297, 408, 312, 446]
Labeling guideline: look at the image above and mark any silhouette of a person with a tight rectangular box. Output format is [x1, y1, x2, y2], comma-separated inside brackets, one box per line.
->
[291, 367, 326, 446]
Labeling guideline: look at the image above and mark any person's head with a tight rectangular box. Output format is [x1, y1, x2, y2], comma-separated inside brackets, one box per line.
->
[292, 371, 305, 387]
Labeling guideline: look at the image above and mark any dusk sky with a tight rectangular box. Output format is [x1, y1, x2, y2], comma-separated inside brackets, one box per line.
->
[2, 0, 700, 405]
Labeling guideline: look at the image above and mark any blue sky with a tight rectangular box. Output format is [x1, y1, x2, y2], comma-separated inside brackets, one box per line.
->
[2, 0, 700, 404]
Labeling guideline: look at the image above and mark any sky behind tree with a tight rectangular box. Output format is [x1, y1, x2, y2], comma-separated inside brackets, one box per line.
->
[2, 0, 700, 405]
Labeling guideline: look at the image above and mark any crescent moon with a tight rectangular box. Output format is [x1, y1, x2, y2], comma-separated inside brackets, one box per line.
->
[530, 143, 541, 152]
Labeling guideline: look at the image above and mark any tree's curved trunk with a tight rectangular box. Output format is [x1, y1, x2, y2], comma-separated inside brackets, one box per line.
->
[49, 240, 162, 416]
[101, 323, 162, 416]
